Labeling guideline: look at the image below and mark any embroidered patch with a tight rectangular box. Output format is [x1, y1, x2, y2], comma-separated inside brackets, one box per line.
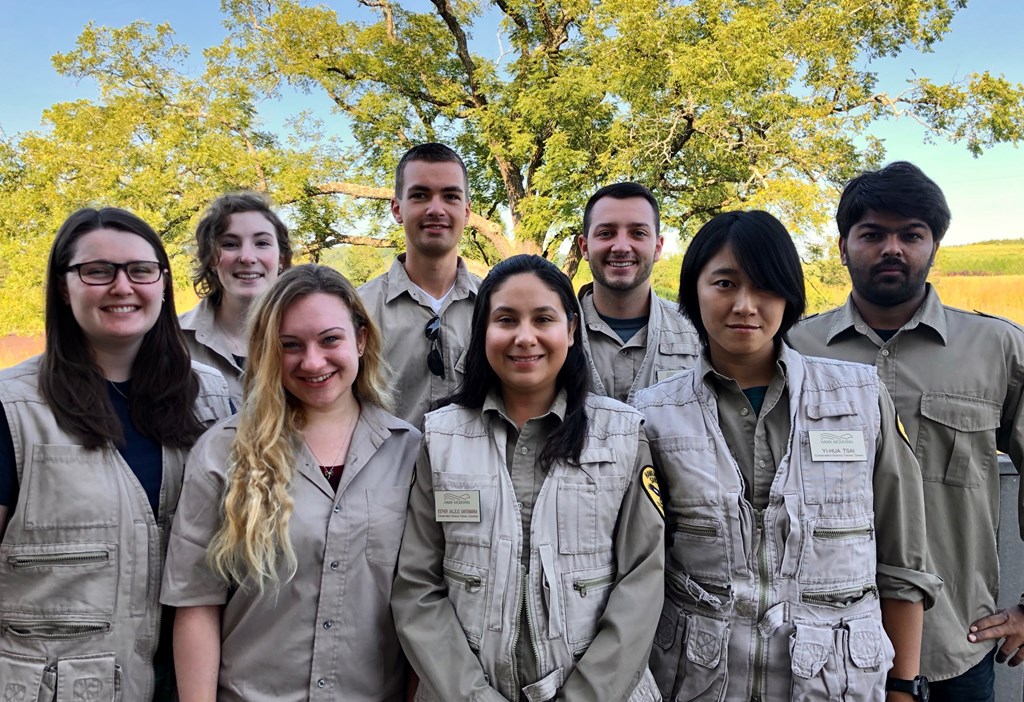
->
[73, 678, 104, 702]
[641, 466, 664, 518]
[895, 412, 912, 447]
[4, 683, 27, 702]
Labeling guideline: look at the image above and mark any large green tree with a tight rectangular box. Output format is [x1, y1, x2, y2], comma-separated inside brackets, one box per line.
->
[2, 0, 1023, 333]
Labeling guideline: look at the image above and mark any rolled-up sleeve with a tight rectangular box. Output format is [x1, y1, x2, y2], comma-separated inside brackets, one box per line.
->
[873, 384, 943, 609]
[559, 429, 665, 700]
[391, 443, 507, 702]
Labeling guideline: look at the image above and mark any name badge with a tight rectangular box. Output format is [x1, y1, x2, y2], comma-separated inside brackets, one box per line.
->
[434, 490, 481, 522]
[808, 430, 867, 462]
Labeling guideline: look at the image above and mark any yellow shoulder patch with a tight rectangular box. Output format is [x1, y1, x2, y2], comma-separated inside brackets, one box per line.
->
[895, 412, 911, 447]
[641, 466, 665, 519]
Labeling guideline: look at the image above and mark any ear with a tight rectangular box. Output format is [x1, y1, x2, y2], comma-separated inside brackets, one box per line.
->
[654, 233, 665, 263]
[59, 279, 70, 305]
[578, 234, 590, 261]
[567, 315, 578, 347]
[390, 197, 403, 224]
[356, 325, 368, 357]
[838, 235, 848, 265]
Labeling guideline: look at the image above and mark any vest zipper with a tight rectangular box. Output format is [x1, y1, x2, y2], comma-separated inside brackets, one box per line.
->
[812, 525, 874, 539]
[7, 550, 109, 568]
[751, 510, 770, 702]
[572, 573, 615, 598]
[443, 566, 483, 591]
[801, 584, 878, 608]
[3, 620, 111, 640]
[524, 572, 542, 681]
[674, 521, 719, 538]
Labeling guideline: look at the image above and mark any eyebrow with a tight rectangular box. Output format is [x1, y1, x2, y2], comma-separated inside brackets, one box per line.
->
[594, 221, 653, 230]
[491, 305, 560, 315]
[407, 185, 465, 194]
[707, 267, 741, 276]
[280, 326, 346, 339]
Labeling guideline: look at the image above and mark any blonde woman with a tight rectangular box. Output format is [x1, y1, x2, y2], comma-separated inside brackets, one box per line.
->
[181, 192, 293, 406]
[161, 264, 420, 701]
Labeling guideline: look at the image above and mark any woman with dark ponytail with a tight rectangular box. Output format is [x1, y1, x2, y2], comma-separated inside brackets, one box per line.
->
[393, 254, 665, 701]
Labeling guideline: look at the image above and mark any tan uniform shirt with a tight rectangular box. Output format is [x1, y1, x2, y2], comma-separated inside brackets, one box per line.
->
[392, 392, 664, 701]
[788, 285, 1024, 680]
[358, 255, 480, 428]
[578, 285, 700, 404]
[160, 404, 420, 702]
[180, 298, 244, 407]
[705, 351, 939, 604]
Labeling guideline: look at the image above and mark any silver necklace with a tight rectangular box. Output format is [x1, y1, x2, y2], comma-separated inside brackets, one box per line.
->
[108, 380, 129, 399]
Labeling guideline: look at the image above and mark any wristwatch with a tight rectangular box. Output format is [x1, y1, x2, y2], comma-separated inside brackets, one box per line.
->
[885, 675, 930, 702]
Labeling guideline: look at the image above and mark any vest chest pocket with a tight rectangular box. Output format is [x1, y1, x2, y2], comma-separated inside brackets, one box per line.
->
[555, 472, 628, 555]
[0, 543, 117, 616]
[917, 393, 1000, 489]
[442, 556, 488, 647]
[23, 445, 120, 530]
[561, 563, 616, 650]
[798, 516, 876, 586]
[650, 435, 720, 507]
[431, 472, 497, 547]
[798, 424, 872, 505]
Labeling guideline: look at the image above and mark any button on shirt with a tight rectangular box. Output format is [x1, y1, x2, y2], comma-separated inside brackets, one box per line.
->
[788, 285, 1024, 680]
[359, 255, 480, 428]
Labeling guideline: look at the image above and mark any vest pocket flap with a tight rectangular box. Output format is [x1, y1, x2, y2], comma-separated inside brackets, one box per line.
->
[56, 653, 117, 702]
[652, 435, 715, 452]
[790, 622, 833, 678]
[522, 667, 564, 702]
[845, 617, 887, 669]
[807, 401, 857, 420]
[684, 614, 728, 668]
[0, 652, 48, 702]
[659, 341, 699, 356]
[194, 404, 221, 424]
[920, 393, 1001, 432]
[579, 447, 616, 465]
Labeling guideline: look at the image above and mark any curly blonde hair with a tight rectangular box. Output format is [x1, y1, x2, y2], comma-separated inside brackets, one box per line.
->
[207, 264, 392, 591]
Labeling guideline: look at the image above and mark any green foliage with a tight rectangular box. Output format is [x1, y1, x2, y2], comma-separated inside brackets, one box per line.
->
[3, 0, 1024, 334]
[935, 239, 1024, 276]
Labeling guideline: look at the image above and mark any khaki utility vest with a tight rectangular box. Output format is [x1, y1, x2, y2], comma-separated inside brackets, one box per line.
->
[416, 395, 660, 702]
[641, 347, 894, 702]
[0, 356, 231, 702]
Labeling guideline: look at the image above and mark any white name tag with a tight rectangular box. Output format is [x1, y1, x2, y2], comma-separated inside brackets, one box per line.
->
[656, 369, 685, 382]
[434, 490, 481, 522]
[808, 430, 867, 462]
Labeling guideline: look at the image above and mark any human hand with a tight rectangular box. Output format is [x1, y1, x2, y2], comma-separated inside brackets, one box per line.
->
[968, 605, 1024, 666]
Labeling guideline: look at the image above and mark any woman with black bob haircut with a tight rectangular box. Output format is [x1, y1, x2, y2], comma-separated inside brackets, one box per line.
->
[393, 254, 665, 701]
[637, 210, 939, 701]
[0, 207, 233, 700]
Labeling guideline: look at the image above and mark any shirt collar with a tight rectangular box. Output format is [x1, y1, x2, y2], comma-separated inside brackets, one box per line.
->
[697, 344, 789, 395]
[826, 283, 947, 346]
[482, 388, 568, 426]
[384, 253, 480, 305]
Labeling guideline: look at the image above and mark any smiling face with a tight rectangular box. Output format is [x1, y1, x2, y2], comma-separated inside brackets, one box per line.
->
[840, 209, 937, 309]
[279, 293, 366, 414]
[696, 244, 786, 370]
[391, 160, 470, 258]
[485, 272, 576, 406]
[579, 196, 663, 294]
[214, 211, 283, 305]
[64, 228, 166, 356]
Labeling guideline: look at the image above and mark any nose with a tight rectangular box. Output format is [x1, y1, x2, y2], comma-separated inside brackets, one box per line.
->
[109, 268, 134, 295]
[426, 195, 446, 215]
[299, 346, 325, 371]
[732, 287, 756, 316]
[239, 242, 257, 264]
[610, 232, 631, 254]
[880, 233, 904, 258]
[514, 323, 537, 347]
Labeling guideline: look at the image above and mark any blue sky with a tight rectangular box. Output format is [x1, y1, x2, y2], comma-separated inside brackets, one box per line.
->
[2, 0, 1022, 247]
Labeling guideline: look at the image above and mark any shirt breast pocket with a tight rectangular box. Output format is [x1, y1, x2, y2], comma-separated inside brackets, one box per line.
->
[432, 472, 497, 547]
[917, 393, 1001, 489]
[556, 448, 627, 555]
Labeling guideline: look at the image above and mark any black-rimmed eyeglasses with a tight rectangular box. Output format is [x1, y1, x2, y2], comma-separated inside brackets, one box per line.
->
[67, 261, 165, 286]
[425, 315, 445, 378]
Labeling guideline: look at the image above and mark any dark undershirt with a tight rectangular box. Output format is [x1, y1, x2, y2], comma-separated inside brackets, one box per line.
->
[596, 311, 648, 343]
[0, 381, 164, 517]
[320, 464, 344, 492]
[873, 328, 898, 342]
[742, 385, 770, 416]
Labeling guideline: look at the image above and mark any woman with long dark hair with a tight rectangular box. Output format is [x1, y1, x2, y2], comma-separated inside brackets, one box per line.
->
[0, 207, 232, 699]
[163, 264, 419, 701]
[181, 192, 293, 405]
[638, 211, 941, 701]
[392, 254, 664, 701]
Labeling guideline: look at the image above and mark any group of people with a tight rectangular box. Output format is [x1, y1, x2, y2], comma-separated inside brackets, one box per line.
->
[0, 142, 1021, 702]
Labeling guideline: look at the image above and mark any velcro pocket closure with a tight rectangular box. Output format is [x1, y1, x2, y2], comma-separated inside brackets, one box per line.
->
[920, 393, 1001, 432]
[807, 401, 857, 419]
[659, 341, 699, 356]
[685, 614, 728, 668]
[846, 617, 887, 669]
[579, 447, 616, 465]
[57, 652, 117, 702]
[790, 622, 833, 678]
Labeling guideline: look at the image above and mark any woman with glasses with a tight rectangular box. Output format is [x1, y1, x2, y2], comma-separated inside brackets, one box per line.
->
[0, 208, 233, 700]
[637, 211, 940, 701]
[163, 265, 419, 701]
[181, 192, 293, 406]
[392, 254, 664, 701]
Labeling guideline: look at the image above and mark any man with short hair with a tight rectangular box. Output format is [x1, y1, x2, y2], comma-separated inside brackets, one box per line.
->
[359, 143, 481, 428]
[577, 182, 699, 404]
[788, 161, 1024, 702]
